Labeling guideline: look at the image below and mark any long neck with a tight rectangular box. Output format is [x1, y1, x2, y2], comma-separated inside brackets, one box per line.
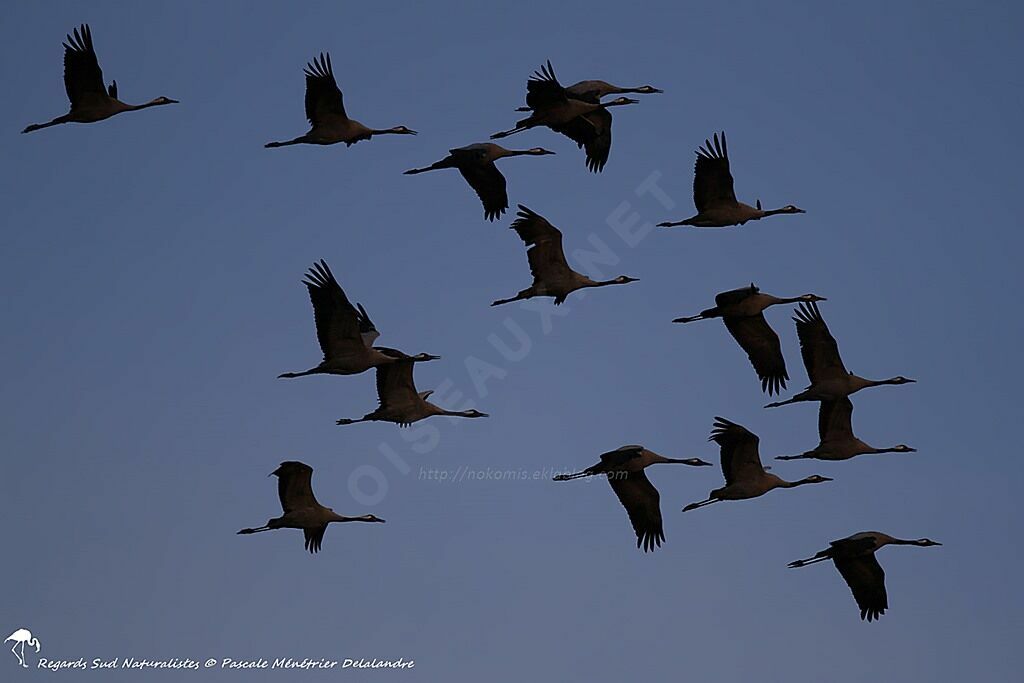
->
[439, 408, 478, 418]
[655, 456, 697, 465]
[126, 99, 167, 112]
[888, 537, 923, 546]
[760, 207, 792, 217]
[870, 445, 902, 454]
[370, 126, 406, 135]
[330, 513, 377, 523]
[781, 476, 820, 488]
[584, 278, 623, 288]
[846, 374, 876, 391]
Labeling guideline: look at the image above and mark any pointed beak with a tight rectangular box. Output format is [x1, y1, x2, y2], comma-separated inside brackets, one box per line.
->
[693, 459, 713, 467]
[649, 88, 664, 94]
[478, 412, 490, 418]
[167, 98, 180, 104]
[625, 98, 641, 104]
[820, 476, 834, 481]
[424, 354, 441, 361]
[796, 208, 806, 213]
[406, 129, 418, 135]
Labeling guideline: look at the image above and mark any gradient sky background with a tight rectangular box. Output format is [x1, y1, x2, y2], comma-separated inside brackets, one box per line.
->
[1, 1, 1022, 681]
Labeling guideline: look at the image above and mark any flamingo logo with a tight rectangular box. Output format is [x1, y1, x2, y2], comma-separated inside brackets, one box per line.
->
[5, 629, 40, 668]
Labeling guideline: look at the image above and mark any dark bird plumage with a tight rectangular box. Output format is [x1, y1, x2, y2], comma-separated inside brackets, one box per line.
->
[336, 356, 488, 427]
[278, 260, 439, 378]
[491, 206, 638, 306]
[658, 132, 805, 228]
[673, 284, 825, 395]
[237, 461, 385, 554]
[681, 418, 832, 512]
[404, 144, 554, 221]
[553, 445, 711, 552]
[22, 24, 178, 134]
[491, 61, 639, 171]
[775, 397, 916, 461]
[788, 532, 941, 621]
[265, 52, 416, 148]
[764, 302, 916, 408]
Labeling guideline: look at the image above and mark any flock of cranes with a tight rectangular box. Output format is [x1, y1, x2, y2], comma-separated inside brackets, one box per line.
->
[22, 23, 940, 624]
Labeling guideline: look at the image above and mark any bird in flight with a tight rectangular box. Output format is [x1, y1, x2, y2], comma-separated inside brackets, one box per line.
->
[22, 24, 177, 133]
[657, 132, 804, 228]
[238, 461, 385, 554]
[336, 358, 488, 427]
[554, 445, 711, 552]
[775, 397, 917, 461]
[673, 284, 825, 395]
[506, 61, 659, 172]
[265, 52, 417, 148]
[278, 260, 439, 379]
[491, 205, 638, 306]
[404, 143, 554, 221]
[682, 418, 832, 512]
[765, 301, 915, 408]
[788, 532, 941, 621]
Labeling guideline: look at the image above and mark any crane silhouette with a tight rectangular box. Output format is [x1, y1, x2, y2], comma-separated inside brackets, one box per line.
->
[22, 24, 177, 134]
[238, 461, 384, 554]
[788, 532, 941, 621]
[554, 445, 711, 552]
[264, 52, 416, 148]
[5, 629, 40, 668]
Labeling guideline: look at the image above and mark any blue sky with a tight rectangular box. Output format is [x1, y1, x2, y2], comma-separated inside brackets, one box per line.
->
[1, 1, 1021, 680]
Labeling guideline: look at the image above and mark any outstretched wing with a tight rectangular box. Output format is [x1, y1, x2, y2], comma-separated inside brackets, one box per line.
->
[510, 205, 574, 283]
[457, 158, 508, 221]
[273, 461, 320, 513]
[524, 60, 568, 110]
[356, 303, 380, 346]
[303, 52, 348, 126]
[709, 417, 764, 485]
[714, 283, 758, 308]
[301, 260, 367, 360]
[607, 470, 664, 553]
[818, 397, 855, 442]
[693, 131, 737, 213]
[723, 314, 789, 395]
[597, 445, 645, 469]
[375, 358, 421, 411]
[63, 24, 108, 108]
[554, 109, 611, 173]
[303, 525, 328, 554]
[833, 553, 888, 622]
[794, 301, 848, 384]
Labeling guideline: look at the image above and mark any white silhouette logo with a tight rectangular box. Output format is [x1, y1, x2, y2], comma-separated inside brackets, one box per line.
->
[5, 629, 40, 668]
